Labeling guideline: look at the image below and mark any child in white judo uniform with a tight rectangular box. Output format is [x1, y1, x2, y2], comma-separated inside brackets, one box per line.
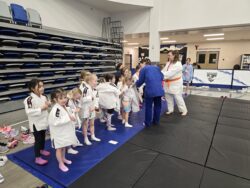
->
[80, 74, 101, 145]
[24, 79, 50, 166]
[96, 74, 121, 131]
[66, 88, 83, 154]
[48, 88, 79, 172]
[122, 76, 142, 127]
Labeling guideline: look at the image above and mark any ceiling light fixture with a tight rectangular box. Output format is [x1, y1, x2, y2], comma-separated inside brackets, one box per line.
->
[162, 40, 176, 43]
[204, 33, 224, 37]
[160, 37, 169, 40]
[127, 43, 139, 45]
[206, 37, 224, 40]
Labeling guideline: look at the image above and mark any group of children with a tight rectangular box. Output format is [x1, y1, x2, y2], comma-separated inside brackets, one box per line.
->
[24, 68, 142, 172]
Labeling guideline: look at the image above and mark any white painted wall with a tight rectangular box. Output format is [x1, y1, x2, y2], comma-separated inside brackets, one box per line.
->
[159, 0, 250, 31]
[112, 9, 150, 34]
[108, 0, 153, 7]
[3, 0, 109, 37]
[123, 47, 139, 68]
[187, 40, 250, 69]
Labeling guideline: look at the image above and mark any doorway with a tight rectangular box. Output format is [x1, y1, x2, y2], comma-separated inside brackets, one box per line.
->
[196, 51, 219, 69]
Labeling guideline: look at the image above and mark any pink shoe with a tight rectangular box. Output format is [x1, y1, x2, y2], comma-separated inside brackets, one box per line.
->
[35, 157, 48, 165]
[40, 150, 50, 156]
[63, 159, 72, 165]
[59, 163, 69, 172]
[22, 135, 35, 144]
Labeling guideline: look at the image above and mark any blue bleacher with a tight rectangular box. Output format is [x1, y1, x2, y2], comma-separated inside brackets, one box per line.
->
[39, 53, 53, 59]
[54, 78, 66, 84]
[10, 93, 28, 100]
[21, 41, 37, 48]
[10, 4, 28, 25]
[62, 38, 74, 43]
[4, 73, 25, 80]
[51, 44, 64, 51]
[39, 72, 54, 77]
[51, 62, 65, 68]
[36, 34, 50, 40]
[74, 46, 84, 52]
[21, 63, 39, 69]
[3, 52, 21, 58]
[0, 29, 18, 36]
[64, 54, 75, 59]
[64, 70, 76, 75]
[73, 62, 84, 67]
[0, 85, 7, 92]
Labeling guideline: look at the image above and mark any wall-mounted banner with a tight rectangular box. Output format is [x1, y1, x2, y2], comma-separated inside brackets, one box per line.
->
[233, 70, 250, 87]
[193, 69, 233, 86]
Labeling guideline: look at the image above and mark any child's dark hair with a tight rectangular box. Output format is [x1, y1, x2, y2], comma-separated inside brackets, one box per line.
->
[51, 88, 67, 103]
[28, 79, 42, 92]
[105, 74, 115, 82]
[98, 77, 106, 83]
[135, 64, 140, 72]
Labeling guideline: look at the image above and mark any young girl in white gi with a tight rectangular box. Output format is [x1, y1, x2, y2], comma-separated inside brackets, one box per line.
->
[117, 67, 131, 119]
[79, 70, 91, 91]
[67, 88, 83, 154]
[96, 74, 121, 131]
[132, 64, 144, 99]
[24, 79, 50, 166]
[121, 76, 142, 128]
[80, 74, 101, 145]
[162, 50, 188, 116]
[48, 88, 78, 172]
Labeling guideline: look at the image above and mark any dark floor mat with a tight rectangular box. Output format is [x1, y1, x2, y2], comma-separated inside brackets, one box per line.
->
[223, 102, 250, 110]
[185, 102, 222, 111]
[218, 117, 250, 130]
[133, 154, 203, 188]
[224, 98, 250, 105]
[130, 120, 215, 165]
[162, 112, 219, 124]
[207, 125, 250, 179]
[220, 109, 250, 121]
[222, 105, 250, 114]
[200, 168, 250, 188]
[216, 124, 250, 140]
[69, 143, 158, 188]
[160, 115, 216, 129]
[187, 107, 221, 116]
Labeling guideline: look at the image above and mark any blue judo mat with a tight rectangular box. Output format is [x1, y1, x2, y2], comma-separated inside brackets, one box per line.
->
[8, 102, 167, 188]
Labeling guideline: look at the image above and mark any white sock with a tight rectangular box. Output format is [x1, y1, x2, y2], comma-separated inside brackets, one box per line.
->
[125, 122, 133, 128]
[107, 126, 116, 131]
[84, 136, 92, 145]
[91, 135, 101, 142]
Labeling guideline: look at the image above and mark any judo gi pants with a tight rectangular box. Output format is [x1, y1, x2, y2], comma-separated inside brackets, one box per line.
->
[165, 93, 187, 113]
[33, 125, 46, 157]
[145, 96, 162, 126]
